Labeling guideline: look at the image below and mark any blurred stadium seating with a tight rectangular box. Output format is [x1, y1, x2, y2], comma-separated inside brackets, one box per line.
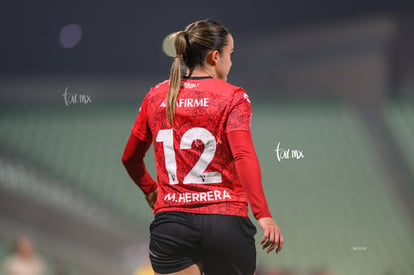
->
[386, 99, 414, 175]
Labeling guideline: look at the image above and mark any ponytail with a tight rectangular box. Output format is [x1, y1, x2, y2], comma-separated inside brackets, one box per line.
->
[166, 20, 229, 126]
[167, 31, 187, 126]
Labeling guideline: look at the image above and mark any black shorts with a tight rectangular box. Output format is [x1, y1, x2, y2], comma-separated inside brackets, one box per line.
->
[149, 211, 257, 275]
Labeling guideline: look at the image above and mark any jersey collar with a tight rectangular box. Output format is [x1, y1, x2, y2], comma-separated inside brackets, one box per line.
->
[182, 76, 213, 80]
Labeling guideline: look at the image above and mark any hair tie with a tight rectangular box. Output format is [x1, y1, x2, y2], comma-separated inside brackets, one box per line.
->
[175, 54, 182, 58]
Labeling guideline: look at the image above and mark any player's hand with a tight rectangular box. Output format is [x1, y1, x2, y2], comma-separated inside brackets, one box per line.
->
[258, 217, 284, 254]
[145, 188, 158, 210]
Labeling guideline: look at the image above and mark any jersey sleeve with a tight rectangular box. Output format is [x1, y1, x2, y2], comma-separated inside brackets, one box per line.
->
[122, 133, 157, 195]
[228, 130, 272, 219]
[225, 88, 252, 134]
[131, 91, 152, 142]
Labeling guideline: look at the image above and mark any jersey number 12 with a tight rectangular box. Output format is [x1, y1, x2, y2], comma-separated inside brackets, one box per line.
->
[156, 127, 222, 185]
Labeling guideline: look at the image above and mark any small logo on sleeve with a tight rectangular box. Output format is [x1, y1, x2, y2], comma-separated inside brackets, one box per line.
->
[243, 93, 251, 103]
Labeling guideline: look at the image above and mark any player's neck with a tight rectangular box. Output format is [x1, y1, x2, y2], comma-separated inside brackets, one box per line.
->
[188, 67, 216, 79]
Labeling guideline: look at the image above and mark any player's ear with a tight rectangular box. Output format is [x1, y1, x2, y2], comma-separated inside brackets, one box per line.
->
[206, 50, 219, 66]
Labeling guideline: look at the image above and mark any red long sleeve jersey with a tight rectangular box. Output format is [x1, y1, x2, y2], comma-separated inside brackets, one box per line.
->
[131, 76, 269, 218]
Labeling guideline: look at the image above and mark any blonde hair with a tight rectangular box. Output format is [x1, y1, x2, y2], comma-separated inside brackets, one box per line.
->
[166, 19, 229, 126]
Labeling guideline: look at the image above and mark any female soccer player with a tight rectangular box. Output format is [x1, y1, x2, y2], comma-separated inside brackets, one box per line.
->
[122, 19, 283, 275]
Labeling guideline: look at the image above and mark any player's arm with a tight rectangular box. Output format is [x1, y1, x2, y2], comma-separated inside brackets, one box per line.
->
[123, 92, 158, 209]
[122, 134, 158, 209]
[228, 130, 271, 219]
[228, 130, 284, 254]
